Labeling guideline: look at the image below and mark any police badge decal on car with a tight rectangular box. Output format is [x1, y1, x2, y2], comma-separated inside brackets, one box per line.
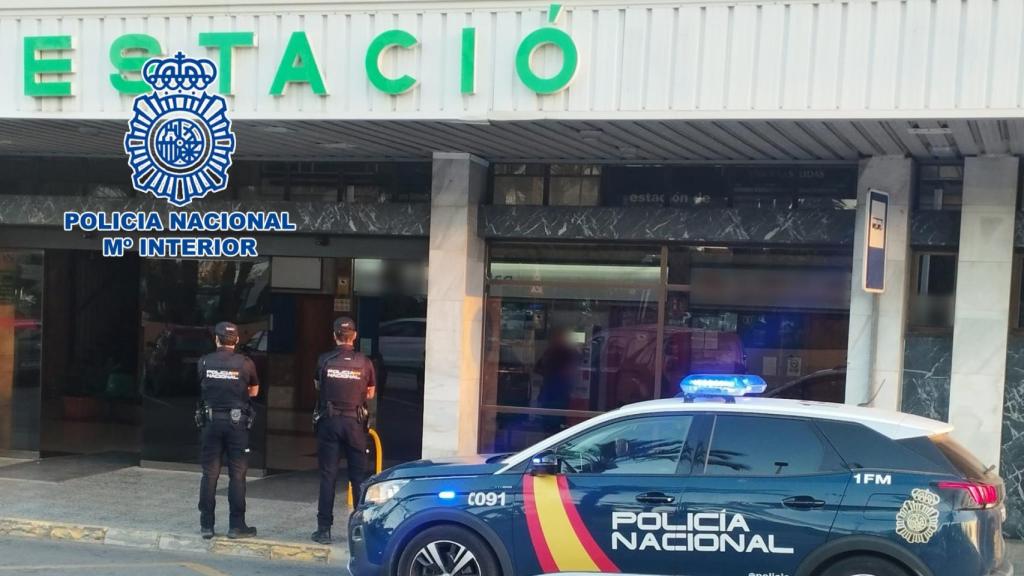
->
[123, 52, 236, 207]
[895, 488, 940, 544]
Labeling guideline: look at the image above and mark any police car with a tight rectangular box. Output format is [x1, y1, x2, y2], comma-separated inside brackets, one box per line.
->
[348, 374, 1010, 576]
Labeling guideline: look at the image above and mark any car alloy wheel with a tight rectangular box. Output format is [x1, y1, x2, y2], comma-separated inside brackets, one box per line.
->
[410, 539, 481, 576]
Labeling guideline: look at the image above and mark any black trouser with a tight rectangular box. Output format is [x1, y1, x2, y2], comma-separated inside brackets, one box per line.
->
[198, 416, 249, 530]
[317, 415, 368, 528]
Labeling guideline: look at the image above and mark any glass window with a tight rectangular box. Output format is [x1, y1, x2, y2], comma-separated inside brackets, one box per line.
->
[816, 419, 947, 473]
[553, 415, 693, 475]
[669, 247, 851, 400]
[0, 250, 43, 454]
[916, 164, 963, 211]
[480, 244, 853, 452]
[768, 369, 846, 403]
[140, 259, 271, 467]
[494, 164, 545, 205]
[549, 164, 601, 206]
[909, 253, 957, 330]
[492, 164, 602, 206]
[931, 433, 991, 480]
[480, 245, 662, 453]
[704, 415, 844, 476]
[597, 165, 856, 209]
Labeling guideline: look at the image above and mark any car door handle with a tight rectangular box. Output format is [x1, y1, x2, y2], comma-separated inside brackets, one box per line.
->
[782, 496, 826, 510]
[636, 492, 676, 505]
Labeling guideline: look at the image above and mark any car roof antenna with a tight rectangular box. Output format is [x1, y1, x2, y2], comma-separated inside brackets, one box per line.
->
[858, 378, 886, 408]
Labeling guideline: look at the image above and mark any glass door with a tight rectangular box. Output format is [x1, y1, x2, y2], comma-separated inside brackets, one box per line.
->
[140, 259, 270, 468]
[0, 250, 43, 456]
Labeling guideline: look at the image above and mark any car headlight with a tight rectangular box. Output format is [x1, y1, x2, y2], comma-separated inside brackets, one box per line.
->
[363, 479, 409, 505]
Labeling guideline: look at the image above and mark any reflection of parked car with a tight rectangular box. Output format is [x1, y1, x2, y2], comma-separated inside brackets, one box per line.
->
[766, 367, 846, 403]
[378, 318, 425, 368]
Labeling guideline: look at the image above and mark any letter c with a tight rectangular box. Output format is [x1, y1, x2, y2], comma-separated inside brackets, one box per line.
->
[365, 29, 418, 94]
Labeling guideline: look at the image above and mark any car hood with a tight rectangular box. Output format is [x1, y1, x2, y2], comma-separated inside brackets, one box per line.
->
[373, 453, 513, 481]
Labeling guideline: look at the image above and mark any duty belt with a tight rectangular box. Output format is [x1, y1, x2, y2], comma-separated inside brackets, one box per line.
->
[325, 403, 358, 417]
[210, 408, 250, 422]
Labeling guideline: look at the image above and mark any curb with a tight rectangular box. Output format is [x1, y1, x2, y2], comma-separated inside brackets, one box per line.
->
[0, 518, 335, 565]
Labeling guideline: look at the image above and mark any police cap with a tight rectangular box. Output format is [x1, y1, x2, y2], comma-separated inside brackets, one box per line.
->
[214, 321, 239, 344]
[333, 316, 356, 336]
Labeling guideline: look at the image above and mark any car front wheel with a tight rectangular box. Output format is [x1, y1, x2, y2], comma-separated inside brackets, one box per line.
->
[820, 555, 910, 576]
[396, 525, 500, 576]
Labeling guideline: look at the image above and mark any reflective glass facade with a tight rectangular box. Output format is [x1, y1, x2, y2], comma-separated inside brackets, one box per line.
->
[479, 244, 852, 453]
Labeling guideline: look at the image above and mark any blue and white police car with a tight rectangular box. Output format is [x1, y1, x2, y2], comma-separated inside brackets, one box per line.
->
[348, 374, 1011, 576]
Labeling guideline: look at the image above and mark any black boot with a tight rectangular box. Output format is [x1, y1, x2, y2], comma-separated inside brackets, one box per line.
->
[311, 527, 332, 545]
[227, 525, 257, 539]
[200, 526, 214, 540]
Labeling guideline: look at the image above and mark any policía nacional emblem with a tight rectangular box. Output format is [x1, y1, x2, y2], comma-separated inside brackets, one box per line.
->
[895, 488, 940, 544]
[123, 52, 236, 207]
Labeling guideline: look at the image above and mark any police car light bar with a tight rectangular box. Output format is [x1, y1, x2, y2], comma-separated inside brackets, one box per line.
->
[679, 374, 768, 400]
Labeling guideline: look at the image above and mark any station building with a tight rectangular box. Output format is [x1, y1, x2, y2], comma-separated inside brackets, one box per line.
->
[2, 0, 1024, 535]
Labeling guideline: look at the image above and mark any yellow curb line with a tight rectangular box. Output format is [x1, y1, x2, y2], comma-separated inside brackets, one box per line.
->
[0, 518, 332, 565]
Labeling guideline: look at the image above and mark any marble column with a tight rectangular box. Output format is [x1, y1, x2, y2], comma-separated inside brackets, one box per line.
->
[948, 156, 1018, 468]
[845, 156, 913, 411]
[421, 152, 489, 458]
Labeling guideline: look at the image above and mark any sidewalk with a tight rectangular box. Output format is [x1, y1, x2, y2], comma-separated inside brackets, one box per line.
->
[0, 454, 348, 566]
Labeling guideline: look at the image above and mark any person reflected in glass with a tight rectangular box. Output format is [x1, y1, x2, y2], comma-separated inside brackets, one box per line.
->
[534, 327, 580, 433]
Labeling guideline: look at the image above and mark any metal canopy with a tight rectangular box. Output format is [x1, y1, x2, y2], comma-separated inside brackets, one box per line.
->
[0, 117, 1016, 163]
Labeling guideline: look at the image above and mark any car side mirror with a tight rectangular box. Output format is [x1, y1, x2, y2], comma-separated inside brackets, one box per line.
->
[530, 452, 560, 476]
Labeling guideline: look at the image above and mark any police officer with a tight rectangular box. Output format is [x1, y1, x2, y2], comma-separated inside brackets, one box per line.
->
[311, 317, 376, 545]
[197, 321, 260, 540]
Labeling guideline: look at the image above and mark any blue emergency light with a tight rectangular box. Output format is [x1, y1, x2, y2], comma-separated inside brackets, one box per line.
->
[678, 373, 767, 400]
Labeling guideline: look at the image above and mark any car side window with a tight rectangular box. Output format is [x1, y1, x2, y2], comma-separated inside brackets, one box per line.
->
[704, 415, 845, 476]
[553, 415, 694, 475]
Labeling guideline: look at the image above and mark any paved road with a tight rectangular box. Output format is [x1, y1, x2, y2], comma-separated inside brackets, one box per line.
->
[0, 537, 343, 576]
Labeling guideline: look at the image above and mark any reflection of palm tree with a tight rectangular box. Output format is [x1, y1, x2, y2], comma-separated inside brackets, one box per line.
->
[569, 438, 688, 473]
[707, 449, 751, 472]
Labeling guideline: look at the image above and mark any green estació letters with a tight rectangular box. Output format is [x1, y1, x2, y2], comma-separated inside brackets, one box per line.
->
[109, 34, 162, 94]
[270, 32, 327, 96]
[24, 36, 73, 97]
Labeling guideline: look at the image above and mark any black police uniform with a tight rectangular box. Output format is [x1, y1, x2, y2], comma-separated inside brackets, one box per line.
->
[197, 323, 260, 538]
[314, 322, 376, 532]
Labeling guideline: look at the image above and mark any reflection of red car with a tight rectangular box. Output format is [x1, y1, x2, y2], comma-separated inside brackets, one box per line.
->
[0, 318, 41, 329]
[584, 326, 745, 410]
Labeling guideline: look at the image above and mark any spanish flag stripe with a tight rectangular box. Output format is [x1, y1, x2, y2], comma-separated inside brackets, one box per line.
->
[523, 475, 559, 573]
[556, 475, 620, 572]
[531, 475, 601, 571]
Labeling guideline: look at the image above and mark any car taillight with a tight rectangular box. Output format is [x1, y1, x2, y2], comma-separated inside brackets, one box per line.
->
[937, 480, 1000, 509]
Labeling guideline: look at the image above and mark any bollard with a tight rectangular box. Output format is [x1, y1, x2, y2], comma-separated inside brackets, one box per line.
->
[348, 428, 383, 507]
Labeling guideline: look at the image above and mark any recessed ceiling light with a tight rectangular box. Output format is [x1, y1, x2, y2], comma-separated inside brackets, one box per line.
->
[446, 118, 491, 126]
[907, 125, 952, 135]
